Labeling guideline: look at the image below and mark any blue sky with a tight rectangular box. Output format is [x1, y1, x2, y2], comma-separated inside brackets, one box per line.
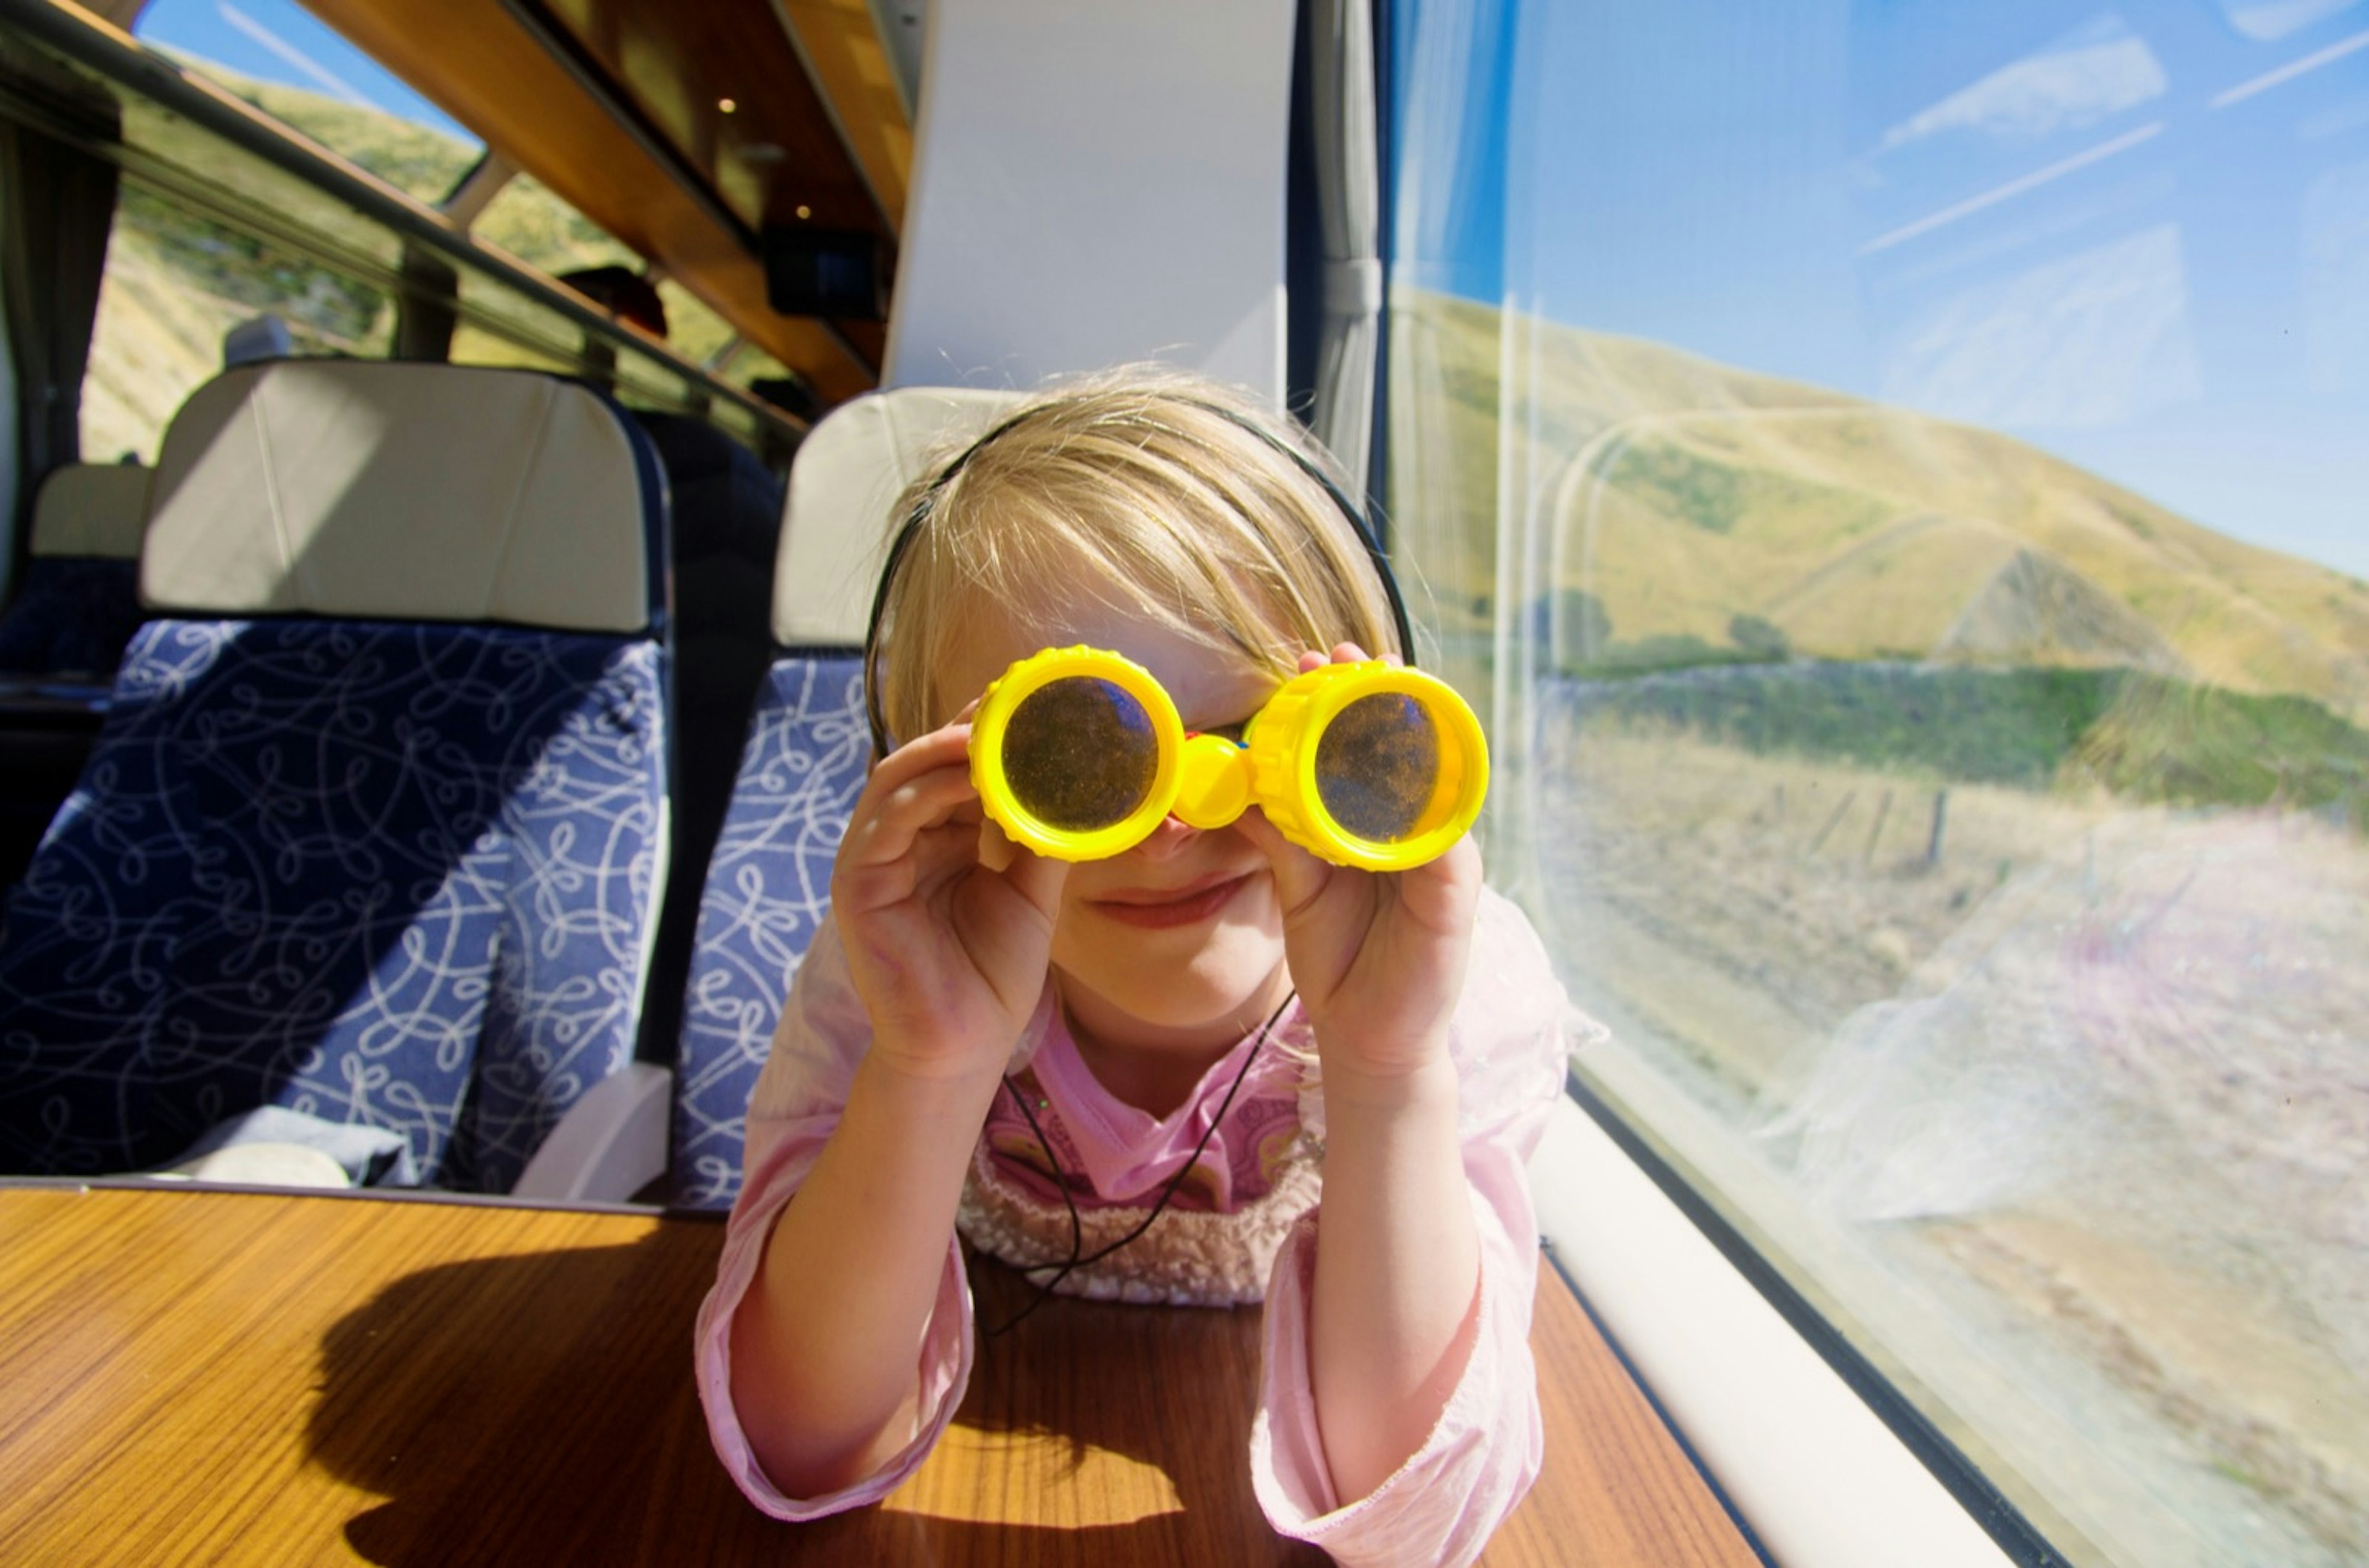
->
[138, 0, 476, 146]
[1396, 0, 2369, 580]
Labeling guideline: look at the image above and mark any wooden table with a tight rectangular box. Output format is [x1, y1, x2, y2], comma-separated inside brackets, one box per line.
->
[0, 1183, 1758, 1566]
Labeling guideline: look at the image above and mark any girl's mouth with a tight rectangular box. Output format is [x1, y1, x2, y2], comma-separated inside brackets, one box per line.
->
[1087, 872, 1256, 930]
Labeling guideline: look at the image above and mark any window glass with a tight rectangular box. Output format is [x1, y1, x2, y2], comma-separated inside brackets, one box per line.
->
[651, 281, 806, 450]
[136, 0, 484, 198]
[85, 181, 393, 463]
[1389, 3, 2369, 1565]
[446, 270, 698, 421]
[720, 339, 798, 396]
[77, 16, 783, 468]
[457, 178, 714, 417]
[471, 173, 643, 276]
[656, 278, 737, 369]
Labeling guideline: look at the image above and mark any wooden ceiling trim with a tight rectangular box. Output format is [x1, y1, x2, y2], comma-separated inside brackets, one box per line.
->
[296, 0, 875, 403]
[766, 0, 910, 233]
[535, 0, 881, 236]
[498, 0, 759, 244]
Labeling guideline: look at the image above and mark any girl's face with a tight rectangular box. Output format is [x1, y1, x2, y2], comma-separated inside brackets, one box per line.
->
[936, 592, 1294, 1058]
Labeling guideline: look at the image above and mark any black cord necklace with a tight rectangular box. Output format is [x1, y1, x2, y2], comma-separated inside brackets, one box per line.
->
[977, 989, 1298, 1337]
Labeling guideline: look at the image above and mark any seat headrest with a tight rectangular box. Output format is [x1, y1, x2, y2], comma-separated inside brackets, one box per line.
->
[141, 361, 656, 634]
[774, 386, 1022, 646]
[30, 463, 152, 559]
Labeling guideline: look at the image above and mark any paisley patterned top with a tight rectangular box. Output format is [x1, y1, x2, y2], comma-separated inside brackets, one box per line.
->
[693, 886, 1579, 1568]
[959, 1008, 1325, 1306]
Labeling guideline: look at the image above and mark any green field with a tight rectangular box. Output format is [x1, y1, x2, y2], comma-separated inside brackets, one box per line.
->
[1556, 663, 2369, 828]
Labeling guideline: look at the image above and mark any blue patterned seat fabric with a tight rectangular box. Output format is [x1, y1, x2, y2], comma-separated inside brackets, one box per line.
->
[0, 617, 665, 1191]
[672, 654, 869, 1208]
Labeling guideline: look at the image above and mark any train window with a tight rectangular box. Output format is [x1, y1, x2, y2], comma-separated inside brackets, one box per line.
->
[1387, 3, 2369, 1565]
[655, 279, 737, 369]
[71, 15, 745, 467]
[457, 180, 709, 418]
[78, 35, 415, 466]
[136, 2, 672, 405]
[83, 184, 394, 463]
[85, 2, 473, 462]
[135, 0, 485, 198]
[469, 171, 643, 276]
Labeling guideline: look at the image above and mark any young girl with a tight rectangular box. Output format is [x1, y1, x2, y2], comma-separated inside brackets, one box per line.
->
[694, 374, 1576, 1566]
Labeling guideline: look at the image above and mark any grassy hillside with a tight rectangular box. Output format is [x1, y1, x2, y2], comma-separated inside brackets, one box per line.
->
[1391, 290, 2369, 724]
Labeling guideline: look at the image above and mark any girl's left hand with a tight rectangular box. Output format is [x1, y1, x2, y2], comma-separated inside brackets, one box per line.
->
[1234, 644, 1484, 1085]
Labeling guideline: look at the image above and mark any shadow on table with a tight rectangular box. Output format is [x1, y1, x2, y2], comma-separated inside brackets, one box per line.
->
[304, 1226, 1326, 1566]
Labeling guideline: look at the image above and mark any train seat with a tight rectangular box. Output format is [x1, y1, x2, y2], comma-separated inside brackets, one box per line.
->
[0, 360, 672, 1193]
[668, 386, 1015, 1208]
[0, 463, 156, 893]
[0, 461, 152, 686]
[629, 411, 787, 1076]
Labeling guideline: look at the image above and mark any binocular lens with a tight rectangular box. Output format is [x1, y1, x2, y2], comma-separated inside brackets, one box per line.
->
[1313, 692, 1442, 844]
[1003, 675, 1160, 831]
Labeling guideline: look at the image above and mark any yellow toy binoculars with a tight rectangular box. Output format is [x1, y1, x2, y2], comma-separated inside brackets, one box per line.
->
[969, 646, 1488, 871]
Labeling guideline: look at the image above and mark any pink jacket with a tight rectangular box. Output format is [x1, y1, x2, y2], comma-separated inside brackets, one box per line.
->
[695, 886, 1576, 1567]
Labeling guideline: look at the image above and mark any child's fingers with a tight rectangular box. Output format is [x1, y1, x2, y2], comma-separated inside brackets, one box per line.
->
[999, 833, 1072, 922]
[835, 797, 986, 920]
[1234, 805, 1334, 915]
[975, 814, 1017, 873]
[972, 815, 1069, 916]
[862, 721, 971, 794]
[1387, 832, 1484, 935]
[1301, 642, 1386, 673]
[841, 757, 980, 873]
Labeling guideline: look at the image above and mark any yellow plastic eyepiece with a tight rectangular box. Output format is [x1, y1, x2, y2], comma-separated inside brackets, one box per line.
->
[970, 646, 1182, 860]
[1174, 733, 1254, 830]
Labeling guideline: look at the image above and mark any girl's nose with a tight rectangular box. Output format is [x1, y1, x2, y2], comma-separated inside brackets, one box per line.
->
[1133, 812, 1200, 860]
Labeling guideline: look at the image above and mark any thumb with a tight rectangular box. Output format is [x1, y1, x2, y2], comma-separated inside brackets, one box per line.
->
[1234, 807, 1332, 915]
[995, 824, 1072, 923]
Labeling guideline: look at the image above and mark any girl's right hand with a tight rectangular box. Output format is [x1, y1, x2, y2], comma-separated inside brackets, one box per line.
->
[830, 719, 1070, 1082]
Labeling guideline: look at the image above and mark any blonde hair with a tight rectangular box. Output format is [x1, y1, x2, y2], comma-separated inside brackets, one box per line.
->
[867, 371, 1404, 749]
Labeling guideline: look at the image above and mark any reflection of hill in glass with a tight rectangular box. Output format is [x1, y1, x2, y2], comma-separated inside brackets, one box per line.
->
[1390, 289, 2369, 724]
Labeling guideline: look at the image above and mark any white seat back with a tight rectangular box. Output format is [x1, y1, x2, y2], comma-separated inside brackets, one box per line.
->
[29, 463, 152, 559]
[772, 386, 1020, 646]
[142, 360, 655, 633]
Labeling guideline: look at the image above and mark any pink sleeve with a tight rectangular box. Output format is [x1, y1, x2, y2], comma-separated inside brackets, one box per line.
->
[1250, 890, 1573, 1568]
[690, 921, 979, 1520]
